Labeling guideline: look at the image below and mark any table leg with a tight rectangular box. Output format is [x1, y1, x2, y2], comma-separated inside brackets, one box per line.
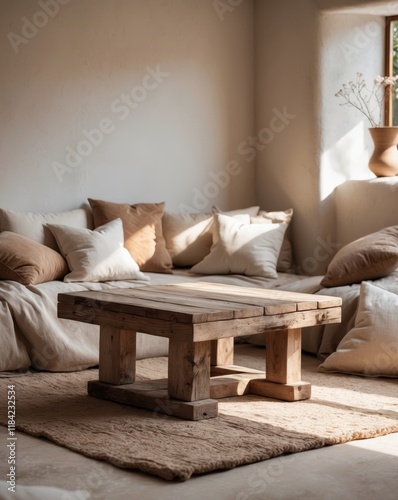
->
[210, 337, 234, 366]
[98, 326, 136, 385]
[89, 332, 217, 421]
[265, 328, 301, 384]
[250, 328, 311, 401]
[168, 339, 211, 401]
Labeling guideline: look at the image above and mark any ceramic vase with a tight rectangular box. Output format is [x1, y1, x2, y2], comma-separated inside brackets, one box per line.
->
[368, 127, 398, 177]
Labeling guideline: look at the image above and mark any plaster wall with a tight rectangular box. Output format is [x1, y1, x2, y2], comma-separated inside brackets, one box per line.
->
[254, 0, 387, 274]
[0, 0, 255, 213]
[0, 0, 395, 273]
[319, 11, 383, 197]
[254, 0, 323, 274]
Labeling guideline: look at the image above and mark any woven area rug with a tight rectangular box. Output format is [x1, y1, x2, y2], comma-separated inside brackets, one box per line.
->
[1, 345, 397, 481]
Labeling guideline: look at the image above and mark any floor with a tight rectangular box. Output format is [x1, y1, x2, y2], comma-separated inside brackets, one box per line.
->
[1, 424, 398, 499]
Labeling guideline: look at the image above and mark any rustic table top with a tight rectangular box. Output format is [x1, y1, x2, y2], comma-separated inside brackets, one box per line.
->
[58, 281, 342, 325]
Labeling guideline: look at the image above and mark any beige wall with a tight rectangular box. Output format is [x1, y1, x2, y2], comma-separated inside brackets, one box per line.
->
[0, 0, 395, 272]
[254, 0, 323, 274]
[0, 0, 255, 213]
[254, 0, 386, 274]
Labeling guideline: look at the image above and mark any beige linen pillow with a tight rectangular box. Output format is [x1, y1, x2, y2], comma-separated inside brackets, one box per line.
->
[47, 218, 148, 283]
[320, 225, 398, 287]
[163, 206, 261, 268]
[0, 207, 93, 251]
[162, 212, 213, 267]
[251, 208, 294, 273]
[212, 205, 260, 217]
[191, 213, 287, 278]
[0, 231, 69, 285]
[88, 199, 172, 274]
[318, 282, 398, 377]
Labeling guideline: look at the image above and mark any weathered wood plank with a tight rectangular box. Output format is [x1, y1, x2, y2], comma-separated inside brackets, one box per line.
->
[58, 283, 341, 320]
[135, 285, 297, 315]
[58, 302, 195, 340]
[250, 379, 311, 401]
[166, 282, 342, 310]
[168, 340, 211, 401]
[58, 303, 341, 342]
[59, 291, 228, 324]
[190, 307, 341, 342]
[210, 337, 234, 366]
[87, 380, 218, 420]
[265, 328, 301, 384]
[209, 373, 265, 398]
[97, 287, 265, 319]
[210, 365, 265, 376]
[98, 326, 136, 385]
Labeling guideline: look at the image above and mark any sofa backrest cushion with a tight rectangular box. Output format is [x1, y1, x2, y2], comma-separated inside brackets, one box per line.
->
[0, 206, 93, 251]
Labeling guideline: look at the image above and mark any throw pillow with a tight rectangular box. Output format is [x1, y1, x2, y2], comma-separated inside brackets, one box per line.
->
[0, 231, 69, 285]
[190, 213, 287, 278]
[163, 206, 261, 268]
[162, 212, 214, 267]
[318, 282, 398, 377]
[251, 208, 294, 273]
[88, 199, 172, 274]
[0, 206, 93, 251]
[212, 205, 260, 216]
[47, 218, 148, 283]
[320, 225, 398, 287]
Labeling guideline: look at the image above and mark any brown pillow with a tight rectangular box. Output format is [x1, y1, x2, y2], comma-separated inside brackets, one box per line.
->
[0, 231, 69, 285]
[320, 226, 398, 287]
[88, 199, 172, 273]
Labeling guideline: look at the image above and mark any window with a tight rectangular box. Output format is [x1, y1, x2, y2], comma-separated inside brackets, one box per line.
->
[385, 16, 398, 125]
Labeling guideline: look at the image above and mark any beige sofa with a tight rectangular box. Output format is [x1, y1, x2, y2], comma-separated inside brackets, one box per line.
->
[1, 179, 398, 379]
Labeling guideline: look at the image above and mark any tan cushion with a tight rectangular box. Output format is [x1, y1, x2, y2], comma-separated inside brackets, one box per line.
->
[0, 207, 93, 251]
[47, 219, 148, 283]
[318, 282, 398, 377]
[251, 208, 294, 273]
[162, 212, 213, 267]
[88, 199, 172, 273]
[191, 213, 287, 278]
[0, 231, 69, 285]
[163, 206, 261, 268]
[320, 226, 398, 287]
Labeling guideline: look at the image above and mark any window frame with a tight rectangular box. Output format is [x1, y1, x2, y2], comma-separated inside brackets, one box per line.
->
[385, 15, 398, 125]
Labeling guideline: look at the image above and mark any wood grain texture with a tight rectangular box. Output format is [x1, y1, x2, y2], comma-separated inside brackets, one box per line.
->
[210, 337, 234, 366]
[58, 281, 342, 415]
[58, 283, 342, 325]
[98, 326, 136, 385]
[265, 328, 301, 384]
[168, 339, 211, 401]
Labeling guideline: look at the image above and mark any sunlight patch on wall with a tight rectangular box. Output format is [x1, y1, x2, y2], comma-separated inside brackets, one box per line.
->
[320, 122, 373, 201]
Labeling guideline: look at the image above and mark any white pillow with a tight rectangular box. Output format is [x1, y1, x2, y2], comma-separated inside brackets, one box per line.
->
[251, 208, 294, 273]
[318, 282, 398, 377]
[47, 218, 148, 283]
[163, 207, 260, 268]
[190, 213, 287, 278]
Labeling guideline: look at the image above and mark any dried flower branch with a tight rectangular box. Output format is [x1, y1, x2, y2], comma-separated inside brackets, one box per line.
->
[335, 72, 398, 127]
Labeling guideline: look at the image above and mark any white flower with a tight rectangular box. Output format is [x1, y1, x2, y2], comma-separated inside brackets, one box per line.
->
[336, 73, 398, 127]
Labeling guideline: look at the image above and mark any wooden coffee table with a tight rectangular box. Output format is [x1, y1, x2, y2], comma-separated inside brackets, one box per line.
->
[57, 282, 341, 420]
